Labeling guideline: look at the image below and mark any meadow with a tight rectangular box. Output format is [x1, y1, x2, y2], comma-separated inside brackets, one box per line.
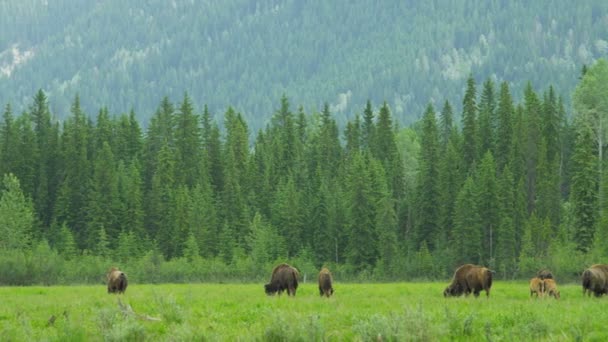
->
[0, 281, 604, 341]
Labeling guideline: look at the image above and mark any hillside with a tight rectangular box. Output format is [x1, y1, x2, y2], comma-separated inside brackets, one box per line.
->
[1, 0, 607, 130]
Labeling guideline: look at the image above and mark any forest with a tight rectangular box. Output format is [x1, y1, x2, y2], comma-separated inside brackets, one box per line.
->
[1, 0, 608, 132]
[0, 59, 607, 285]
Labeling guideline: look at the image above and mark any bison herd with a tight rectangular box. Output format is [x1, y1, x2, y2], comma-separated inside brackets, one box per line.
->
[103, 263, 608, 300]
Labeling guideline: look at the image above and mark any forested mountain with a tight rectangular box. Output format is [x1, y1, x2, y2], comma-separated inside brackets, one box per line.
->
[2, 0, 608, 131]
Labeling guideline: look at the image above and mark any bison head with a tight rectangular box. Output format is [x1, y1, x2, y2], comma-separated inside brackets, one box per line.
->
[264, 283, 277, 295]
[443, 283, 463, 297]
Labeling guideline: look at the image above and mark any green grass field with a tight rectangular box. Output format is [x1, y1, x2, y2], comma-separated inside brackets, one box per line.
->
[0, 281, 603, 341]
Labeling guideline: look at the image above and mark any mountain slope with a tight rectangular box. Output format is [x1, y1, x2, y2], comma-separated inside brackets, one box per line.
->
[1, 0, 607, 130]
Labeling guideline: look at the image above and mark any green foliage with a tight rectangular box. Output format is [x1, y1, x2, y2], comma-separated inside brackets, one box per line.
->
[0, 173, 33, 250]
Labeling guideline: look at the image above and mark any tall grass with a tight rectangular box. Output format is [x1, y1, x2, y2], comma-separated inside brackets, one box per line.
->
[0, 282, 604, 341]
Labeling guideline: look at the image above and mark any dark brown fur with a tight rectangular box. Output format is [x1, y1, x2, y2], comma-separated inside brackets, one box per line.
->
[444, 264, 493, 298]
[537, 269, 554, 280]
[529, 277, 544, 298]
[265, 263, 299, 296]
[544, 278, 560, 299]
[107, 267, 128, 294]
[582, 264, 608, 297]
[318, 267, 334, 297]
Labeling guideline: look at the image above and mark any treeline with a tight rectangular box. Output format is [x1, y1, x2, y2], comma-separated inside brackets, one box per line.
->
[0, 61, 607, 284]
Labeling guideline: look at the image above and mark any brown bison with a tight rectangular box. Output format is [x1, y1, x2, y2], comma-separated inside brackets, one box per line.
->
[444, 264, 493, 298]
[582, 264, 608, 297]
[107, 267, 128, 294]
[265, 263, 299, 296]
[529, 277, 544, 298]
[318, 267, 334, 297]
[544, 278, 560, 299]
[537, 269, 554, 280]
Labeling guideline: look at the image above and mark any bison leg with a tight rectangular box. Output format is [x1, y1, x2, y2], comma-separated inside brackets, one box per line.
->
[319, 287, 324, 296]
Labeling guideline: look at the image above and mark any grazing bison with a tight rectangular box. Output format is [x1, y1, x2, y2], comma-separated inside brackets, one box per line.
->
[318, 267, 334, 297]
[265, 263, 299, 296]
[544, 278, 560, 299]
[444, 264, 493, 298]
[537, 269, 554, 280]
[529, 277, 545, 298]
[107, 267, 128, 294]
[582, 264, 608, 297]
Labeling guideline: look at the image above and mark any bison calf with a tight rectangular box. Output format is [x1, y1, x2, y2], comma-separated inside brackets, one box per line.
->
[544, 278, 560, 299]
[444, 264, 493, 298]
[529, 277, 544, 298]
[107, 267, 128, 294]
[318, 267, 334, 297]
[265, 263, 299, 296]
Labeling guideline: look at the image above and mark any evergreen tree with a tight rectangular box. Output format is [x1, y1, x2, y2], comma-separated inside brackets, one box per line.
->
[54, 95, 90, 248]
[415, 104, 441, 250]
[476, 151, 499, 266]
[495, 82, 514, 173]
[453, 176, 481, 266]
[439, 100, 455, 149]
[571, 117, 598, 252]
[362, 100, 375, 150]
[523, 83, 542, 214]
[189, 181, 219, 258]
[201, 105, 223, 194]
[85, 141, 119, 249]
[345, 152, 377, 272]
[271, 175, 305, 257]
[174, 93, 202, 187]
[462, 75, 478, 173]
[496, 164, 517, 279]
[0, 104, 18, 182]
[478, 78, 496, 157]
[0, 173, 33, 250]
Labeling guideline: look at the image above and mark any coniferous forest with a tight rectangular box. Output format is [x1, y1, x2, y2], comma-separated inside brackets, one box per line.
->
[0, 60, 607, 285]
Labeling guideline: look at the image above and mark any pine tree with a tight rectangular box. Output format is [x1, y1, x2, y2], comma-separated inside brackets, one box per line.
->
[439, 100, 455, 149]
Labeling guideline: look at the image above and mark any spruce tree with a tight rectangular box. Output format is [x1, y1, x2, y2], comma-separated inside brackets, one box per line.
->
[453, 176, 481, 266]
[462, 75, 478, 173]
[415, 104, 440, 250]
[495, 82, 514, 173]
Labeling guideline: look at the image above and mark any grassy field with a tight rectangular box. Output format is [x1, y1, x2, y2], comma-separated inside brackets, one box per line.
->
[0, 281, 604, 341]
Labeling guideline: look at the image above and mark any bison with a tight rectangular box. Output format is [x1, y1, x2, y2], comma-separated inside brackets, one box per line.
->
[107, 267, 128, 294]
[582, 264, 608, 297]
[537, 269, 554, 280]
[265, 263, 299, 296]
[318, 267, 334, 297]
[444, 264, 493, 298]
[529, 277, 544, 298]
[544, 278, 560, 299]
